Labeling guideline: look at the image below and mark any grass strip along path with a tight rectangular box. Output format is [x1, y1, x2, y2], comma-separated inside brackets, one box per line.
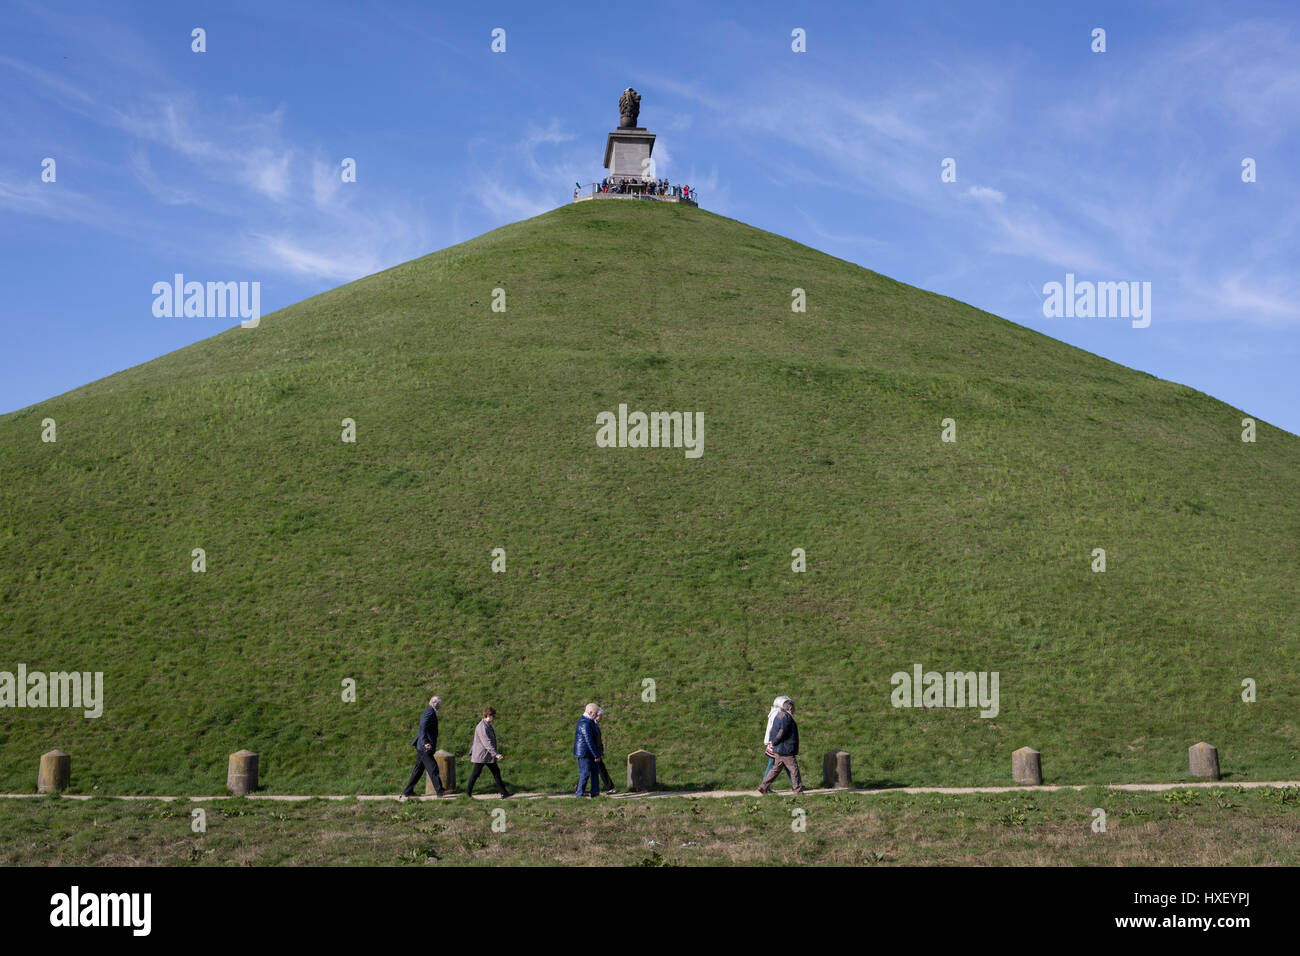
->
[3, 784, 1298, 866]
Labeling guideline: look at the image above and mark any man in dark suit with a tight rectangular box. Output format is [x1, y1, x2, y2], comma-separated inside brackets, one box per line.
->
[399, 695, 446, 799]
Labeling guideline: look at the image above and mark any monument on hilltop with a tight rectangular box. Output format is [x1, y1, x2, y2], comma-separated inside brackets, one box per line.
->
[605, 87, 656, 181]
[572, 88, 697, 205]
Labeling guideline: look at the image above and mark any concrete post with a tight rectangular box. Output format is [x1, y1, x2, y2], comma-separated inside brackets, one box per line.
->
[822, 750, 852, 788]
[627, 750, 656, 791]
[38, 750, 71, 794]
[1012, 747, 1042, 785]
[227, 749, 258, 795]
[428, 750, 456, 794]
[1188, 742, 1220, 780]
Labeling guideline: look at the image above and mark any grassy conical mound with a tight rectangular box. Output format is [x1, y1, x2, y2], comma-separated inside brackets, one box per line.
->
[2, 200, 1296, 794]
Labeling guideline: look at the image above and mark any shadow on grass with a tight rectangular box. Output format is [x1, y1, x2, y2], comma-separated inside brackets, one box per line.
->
[854, 778, 911, 791]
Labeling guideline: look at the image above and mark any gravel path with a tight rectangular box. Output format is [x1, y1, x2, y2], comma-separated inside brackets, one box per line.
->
[5, 779, 1298, 801]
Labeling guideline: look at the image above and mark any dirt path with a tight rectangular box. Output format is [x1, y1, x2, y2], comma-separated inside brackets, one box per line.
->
[5, 779, 1298, 802]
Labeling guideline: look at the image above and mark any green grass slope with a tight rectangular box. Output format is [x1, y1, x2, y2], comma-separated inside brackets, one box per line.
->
[1, 200, 1296, 795]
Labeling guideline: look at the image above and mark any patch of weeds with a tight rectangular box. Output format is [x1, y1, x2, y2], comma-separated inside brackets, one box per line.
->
[398, 844, 440, 864]
[996, 804, 1039, 827]
[1265, 787, 1299, 807]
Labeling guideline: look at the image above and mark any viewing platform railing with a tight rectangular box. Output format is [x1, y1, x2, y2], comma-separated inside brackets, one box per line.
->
[573, 182, 699, 206]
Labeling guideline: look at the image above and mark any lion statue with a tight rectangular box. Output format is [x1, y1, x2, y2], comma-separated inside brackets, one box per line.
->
[618, 87, 641, 128]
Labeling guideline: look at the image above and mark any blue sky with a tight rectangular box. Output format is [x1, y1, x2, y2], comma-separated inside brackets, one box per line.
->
[3, 0, 1298, 433]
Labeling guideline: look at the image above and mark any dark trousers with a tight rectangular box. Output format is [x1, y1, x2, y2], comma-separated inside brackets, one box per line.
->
[597, 757, 615, 791]
[760, 753, 803, 791]
[576, 757, 600, 796]
[465, 761, 507, 796]
[403, 748, 444, 795]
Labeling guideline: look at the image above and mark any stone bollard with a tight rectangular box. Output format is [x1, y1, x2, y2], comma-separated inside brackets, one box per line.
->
[627, 750, 656, 791]
[427, 750, 456, 794]
[227, 749, 258, 795]
[38, 750, 71, 794]
[1189, 742, 1220, 780]
[822, 750, 852, 789]
[1012, 747, 1042, 785]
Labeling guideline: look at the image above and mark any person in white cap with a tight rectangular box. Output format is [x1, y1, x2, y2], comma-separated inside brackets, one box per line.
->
[758, 698, 805, 795]
[761, 695, 791, 785]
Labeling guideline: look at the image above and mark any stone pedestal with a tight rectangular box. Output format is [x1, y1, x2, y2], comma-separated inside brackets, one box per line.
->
[604, 129, 656, 181]
[1189, 742, 1220, 780]
[38, 750, 71, 793]
[1012, 747, 1042, 785]
[627, 750, 656, 791]
[822, 750, 852, 789]
[428, 750, 456, 794]
[227, 749, 258, 795]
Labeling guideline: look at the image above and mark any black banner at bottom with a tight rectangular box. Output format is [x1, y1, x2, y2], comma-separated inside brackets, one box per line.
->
[0, 865, 1274, 944]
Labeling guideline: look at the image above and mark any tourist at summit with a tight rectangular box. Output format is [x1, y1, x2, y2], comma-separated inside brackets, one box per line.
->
[758, 698, 805, 794]
[399, 694, 446, 799]
[465, 706, 510, 798]
[573, 702, 604, 797]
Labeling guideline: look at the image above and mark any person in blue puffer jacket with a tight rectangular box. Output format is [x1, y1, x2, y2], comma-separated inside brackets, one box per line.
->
[573, 703, 604, 798]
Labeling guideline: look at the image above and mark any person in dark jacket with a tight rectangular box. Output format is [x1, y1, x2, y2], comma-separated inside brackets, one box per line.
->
[573, 702, 604, 797]
[761, 695, 792, 784]
[399, 695, 446, 799]
[465, 706, 510, 798]
[758, 698, 805, 794]
[594, 706, 617, 794]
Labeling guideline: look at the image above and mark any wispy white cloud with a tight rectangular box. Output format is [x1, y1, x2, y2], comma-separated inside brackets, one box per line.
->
[0, 176, 124, 229]
[0, 54, 433, 282]
[128, 149, 200, 207]
[796, 208, 891, 247]
[467, 119, 589, 219]
[641, 22, 1300, 328]
[961, 185, 1005, 203]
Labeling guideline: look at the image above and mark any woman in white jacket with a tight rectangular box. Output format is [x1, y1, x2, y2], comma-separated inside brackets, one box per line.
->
[761, 696, 791, 784]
